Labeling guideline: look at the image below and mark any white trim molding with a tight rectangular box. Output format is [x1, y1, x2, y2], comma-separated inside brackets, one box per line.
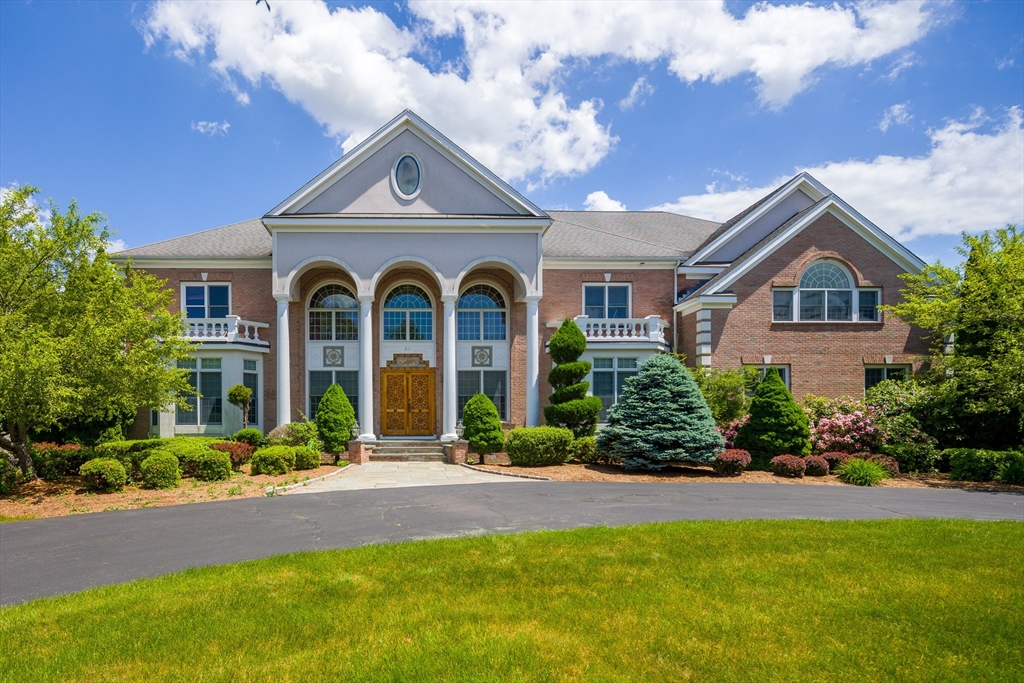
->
[674, 293, 738, 316]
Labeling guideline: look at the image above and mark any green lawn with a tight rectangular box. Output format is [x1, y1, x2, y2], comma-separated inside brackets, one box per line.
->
[0, 514, 36, 523]
[1, 520, 1021, 682]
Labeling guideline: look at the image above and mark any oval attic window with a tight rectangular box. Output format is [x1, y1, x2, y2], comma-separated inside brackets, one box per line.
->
[394, 154, 421, 198]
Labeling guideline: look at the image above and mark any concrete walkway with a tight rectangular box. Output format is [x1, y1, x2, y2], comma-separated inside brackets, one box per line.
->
[287, 462, 527, 493]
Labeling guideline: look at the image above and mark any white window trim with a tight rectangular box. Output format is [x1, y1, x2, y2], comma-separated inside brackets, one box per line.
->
[863, 365, 911, 393]
[457, 281, 509, 342]
[582, 282, 633, 318]
[590, 356, 640, 423]
[381, 281, 435, 343]
[306, 280, 360, 342]
[771, 287, 882, 323]
[176, 357, 224, 426]
[456, 369, 509, 421]
[242, 358, 261, 428]
[306, 369, 360, 420]
[391, 151, 424, 201]
[181, 282, 232, 319]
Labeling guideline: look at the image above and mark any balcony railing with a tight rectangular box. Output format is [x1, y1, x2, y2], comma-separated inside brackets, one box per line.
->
[574, 315, 667, 345]
[184, 316, 270, 346]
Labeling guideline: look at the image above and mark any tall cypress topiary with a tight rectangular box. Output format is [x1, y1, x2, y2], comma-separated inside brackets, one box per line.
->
[314, 384, 356, 464]
[544, 318, 603, 437]
[462, 393, 505, 455]
[734, 367, 810, 468]
[596, 354, 724, 470]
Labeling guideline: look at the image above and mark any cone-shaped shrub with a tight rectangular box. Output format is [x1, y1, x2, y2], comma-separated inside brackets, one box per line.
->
[734, 367, 810, 468]
[462, 393, 505, 455]
[596, 354, 724, 470]
[544, 318, 603, 437]
[314, 384, 355, 463]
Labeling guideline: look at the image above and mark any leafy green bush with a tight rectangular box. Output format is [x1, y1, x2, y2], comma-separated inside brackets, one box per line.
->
[95, 439, 165, 479]
[314, 384, 356, 460]
[211, 441, 254, 470]
[251, 446, 295, 475]
[462, 394, 505, 455]
[505, 427, 574, 466]
[996, 451, 1024, 485]
[837, 458, 889, 486]
[544, 319, 602, 437]
[0, 458, 22, 494]
[573, 436, 597, 463]
[597, 354, 724, 471]
[227, 384, 253, 429]
[735, 367, 810, 468]
[30, 443, 89, 480]
[140, 451, 181, 489]
[690, 367, 759, 428]
[268, 419, 323, 453]
[159, 439, 214, 478]
[195, 451, 232, 482]
[79, 458, 127, 492]
[878, 442, 939, 474]
[947, 449, 1006, 482]
[293, 446, 321, 470]
[233, 428, 267, 449]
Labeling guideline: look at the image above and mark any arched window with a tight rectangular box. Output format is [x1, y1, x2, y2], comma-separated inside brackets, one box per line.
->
[308, 284, 358, 340]
[383, 284, 433, 341]
[457, 284, 506, 341]
[772, 260, 880, 323]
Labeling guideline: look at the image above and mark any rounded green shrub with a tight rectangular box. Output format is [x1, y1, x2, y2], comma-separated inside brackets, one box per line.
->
[505, 427, 574, 466]
[573, 436, 597, 463]
[94, 439, 164, 479]
[140, 451, 181, 489]
[268, 420, 323, 453]
[79, 458, 127, 492]
[195, 451, 232, 482]
[596, 354, 724, 471]
[734, 367, 810, 468]
[233, 428, 267, 449]
[837, 458, 888, 486]
[463, 394, 505, 455]
[947, 448, 1004, 482]
[314, 384, 356, 460]
[996, 451, 1024, 485]
[251, 446, 294, 475]
[293, 446, 321, 470]
[160, 439, 214, 478]
[543, 319, 602, 438]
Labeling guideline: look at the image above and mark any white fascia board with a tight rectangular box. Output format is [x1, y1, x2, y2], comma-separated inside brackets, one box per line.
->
[262, 216, 549, 231]
[268, 110, 545, 218]
[673, 294, 738, 316]
[543, 258, 679, 269]
[684, 172, 831, 266]
[112, 257, 273, 269]
[678, 265, 726, 277]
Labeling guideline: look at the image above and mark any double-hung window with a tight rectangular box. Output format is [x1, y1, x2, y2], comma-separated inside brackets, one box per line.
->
[584, 284, 630, 319]
[772, 262, 880, 323]
[184, 284, 230, 319]
[864, 366, 908, 392]
[308, 371, 359, 420]
[592, 357, 638, 421]
[176, 358, 222, 425]
[457, 371, 507, 421]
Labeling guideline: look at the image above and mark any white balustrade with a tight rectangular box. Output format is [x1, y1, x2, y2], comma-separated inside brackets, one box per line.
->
[183, 315, 270, 346]
[573, 315, 667, 344]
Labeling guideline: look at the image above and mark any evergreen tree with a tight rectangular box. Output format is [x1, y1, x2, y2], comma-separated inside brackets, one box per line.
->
[314, 384, 355, 463]
[596, 354, 724, 470]
[543, 318, 603, 437]
[461, 393, 505, 455]
[734, 367, 810, 467]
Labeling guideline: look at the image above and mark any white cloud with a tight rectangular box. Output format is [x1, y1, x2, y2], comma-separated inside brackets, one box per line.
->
[143, 0, 934, 186]
[651, 107, 1024, 240]
[880, 53, 919, 81]
[584, 191, 626, 211]
[191, 120, 230, 136]
[106, 238, 128, 253]
[618, 77, 655, 111]
[879, 102, 912, 132]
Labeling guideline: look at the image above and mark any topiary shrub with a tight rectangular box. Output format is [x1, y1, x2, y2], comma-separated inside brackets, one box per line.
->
[996, 451, 1024, 485]
[0, 458, 22, 495]
[227, 384, 254, 429]
[573, 436, 597, 463]
[735, 367, 810, 469]
[314, 384, 355, 462]
[79, 458, 127, 492]
[30, 442, 87, 480]
[195, 451, 232, 482]
[462, 394, 505, 455]
[821, 452, 852, 472]
[837, 458, 889, 486]
[770, 455, 806, 478]
[292, 446, 321, 470]
[544, 318, 603, 438]
[712, 449, 752, 476]
[596, 354, 724, 471]
[947, 448, 1004, 482]
[804, 455, 829, 477]
[233, 428, 267, 449]
[211, 441, 254, 470]
[505, 427, 574, 466]
[251, 446, 295, 475]
[140, 451, 181, 489]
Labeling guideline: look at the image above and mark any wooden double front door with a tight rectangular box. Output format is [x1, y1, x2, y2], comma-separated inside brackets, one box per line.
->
[381, 369, 435, 436]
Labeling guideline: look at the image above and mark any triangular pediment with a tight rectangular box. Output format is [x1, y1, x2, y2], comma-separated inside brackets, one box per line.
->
[268, 111, 544, 218]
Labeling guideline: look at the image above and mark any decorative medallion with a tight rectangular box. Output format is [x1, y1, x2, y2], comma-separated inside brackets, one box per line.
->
[323, 346, 345, 367]
[471, 346, 493, 367]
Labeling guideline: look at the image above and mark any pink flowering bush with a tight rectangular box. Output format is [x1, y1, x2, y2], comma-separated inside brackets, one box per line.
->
[809, 409, 882, 454]
[720, 414, 750, 449]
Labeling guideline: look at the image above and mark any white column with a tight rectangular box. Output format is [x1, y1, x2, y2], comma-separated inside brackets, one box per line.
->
[441, 295, 458, 441]
[525, 296, 541, 427]
[358, 295, 376, 442]
[275, 298, 291, 427]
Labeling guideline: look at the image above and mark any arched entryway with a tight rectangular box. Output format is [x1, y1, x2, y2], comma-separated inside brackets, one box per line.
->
[379, 283, 437, 436]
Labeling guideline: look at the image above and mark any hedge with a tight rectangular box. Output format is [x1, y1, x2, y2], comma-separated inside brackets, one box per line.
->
[233, 428, 267, 449]
[211, 441, 254, 470]
[194, 451, 233, 482]
[770, 455, 806, 478]
[140, 451, 181, 489]
[251, 446, 296, 475]
[292, 446, 321, 470]
[30, 443, 91, 480]
[79, 458, 127, 492]
[505, 427, 574, 466]
[948, 449, 1017, 482]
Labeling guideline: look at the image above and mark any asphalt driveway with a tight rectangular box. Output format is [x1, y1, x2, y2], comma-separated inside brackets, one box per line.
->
[1, 481, 1020, 605]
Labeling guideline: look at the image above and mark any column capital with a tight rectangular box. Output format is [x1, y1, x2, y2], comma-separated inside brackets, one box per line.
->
[523, 294, 542, 305]
[440, 294, 458, 304]
[274, 295, 293, 304]
[357, 294, 375, 304]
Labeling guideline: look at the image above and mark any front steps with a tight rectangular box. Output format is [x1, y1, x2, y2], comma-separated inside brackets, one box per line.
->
[369, 440, 447, 462]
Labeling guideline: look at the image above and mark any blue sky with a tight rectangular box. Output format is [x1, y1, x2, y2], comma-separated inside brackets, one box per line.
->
[1, 1, 1021, 266]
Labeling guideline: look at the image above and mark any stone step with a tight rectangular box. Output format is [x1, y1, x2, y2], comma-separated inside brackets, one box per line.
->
[369, 454, 448, 462]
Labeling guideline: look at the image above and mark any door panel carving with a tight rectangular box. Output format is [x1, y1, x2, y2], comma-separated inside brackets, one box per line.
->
[381, 369, 435, 436]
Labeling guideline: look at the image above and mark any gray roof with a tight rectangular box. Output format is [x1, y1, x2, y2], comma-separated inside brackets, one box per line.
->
[115, 212, 721, 262]
[544, 211, 720, 259]
[116, 219, 271, 260]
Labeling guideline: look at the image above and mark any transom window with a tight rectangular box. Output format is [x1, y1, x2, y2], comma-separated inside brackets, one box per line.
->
[772, 261, 880, 323]
[458, 284, 506, 341]
[183, 284, 229, 319]
[592, 357, 638, 421]
[584, 284, 630, 319]
[865, 366, 908, 392]
[383, 284, 433, 341]
[308, 284, 358, 341]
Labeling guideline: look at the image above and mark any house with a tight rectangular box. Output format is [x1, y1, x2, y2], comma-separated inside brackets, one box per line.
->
[116, 110, 929, 441]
